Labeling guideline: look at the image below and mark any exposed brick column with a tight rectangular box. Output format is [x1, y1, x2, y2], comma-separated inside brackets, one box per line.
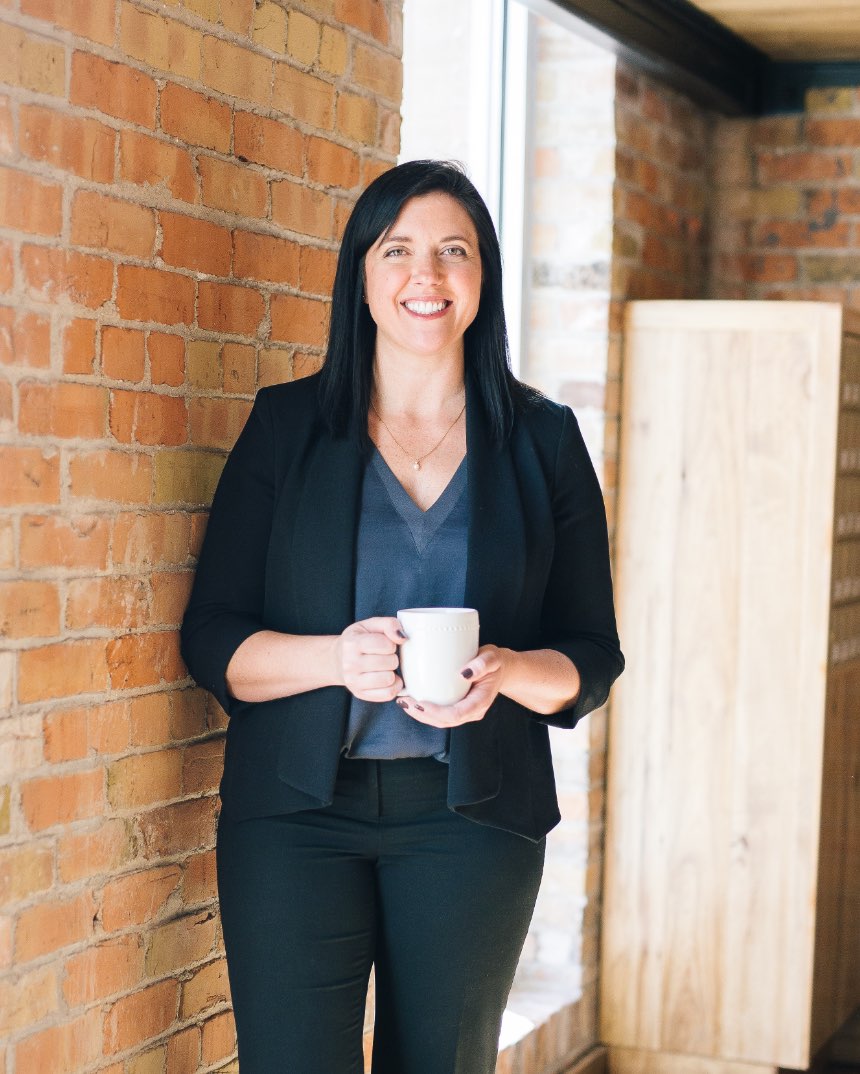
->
[0, 1, 401, 1071]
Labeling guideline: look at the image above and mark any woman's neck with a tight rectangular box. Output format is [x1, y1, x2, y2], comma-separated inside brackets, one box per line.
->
[371, 350, 466, 420]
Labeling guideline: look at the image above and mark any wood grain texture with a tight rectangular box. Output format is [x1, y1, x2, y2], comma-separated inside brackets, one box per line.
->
[687, 0, 860, 60]
[607, 1047, 775, 1074]
[602, 302, 855, 1071]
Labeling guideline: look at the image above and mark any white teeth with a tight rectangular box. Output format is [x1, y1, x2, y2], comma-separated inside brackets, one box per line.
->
[404, 300, 447, 315]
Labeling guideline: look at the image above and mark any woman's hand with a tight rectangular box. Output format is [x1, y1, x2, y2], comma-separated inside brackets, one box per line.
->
[396, 644, 507, 728]
[337, 617, 406, 702]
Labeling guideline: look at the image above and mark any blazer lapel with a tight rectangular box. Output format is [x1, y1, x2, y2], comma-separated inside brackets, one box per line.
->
[448, 382, 527, 808]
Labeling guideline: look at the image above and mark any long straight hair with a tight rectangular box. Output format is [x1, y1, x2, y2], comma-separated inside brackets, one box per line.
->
[318, 160, 533, 449]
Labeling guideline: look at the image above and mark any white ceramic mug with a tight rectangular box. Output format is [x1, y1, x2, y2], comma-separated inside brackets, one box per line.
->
[397, 607, 480, 706]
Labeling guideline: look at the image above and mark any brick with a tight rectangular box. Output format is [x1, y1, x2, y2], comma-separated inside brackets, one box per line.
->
[106, 630, 185, 689]
[138, 794, 219, 859]
[233, 229, 299, 285]
[71, 190, 156, 258]
[16, 1008, 103, 1073]
[336, 91, 377, 144]
[117, 265, 195, 326]
[0, 238, 13, 292]
[222, 342, 255, 393]
[181, 956, 229, 1018]
[0, 377, 11, 429]
[335, 0, 389, 45]
[201, 1010, 235, 1066]
[151, 570, 194, 626]
[287, 10, 319, 65]
[804, 255, 860, 283]
[113, 511, 192, 569]
[258, 345, 291, 386]
[753, 219, 852, 249]
[66, 574, 150, 630]
[182, 737, 223, 795]
[270, 293, 328, 347]
[21, 245, 114, 309]
[351, 42, 401, 101]
[62, 318, 98, 374]
[0, 447, 60, 506]
[110, 389, 188, 446]
[120, 129, 198, 203]
[20, 513, 110, 569]
[121, 1, 203, 80]
[104, 978, 179, 1053]
[234, 110, 302, 173]
[102, 325, 146, 382]
[0, 308, 51, 369]
[806, 117, 860, 146]
[189, 396, 252, 449]
[69, 449, 153, 504]
[63, 934, 144, 1006]
[19, 380, 109, 440]
[149, 332, 185, 386]
[160, 82, 231, 152]
[0, 165, 62, 236]
[160, 211, 232, 276]
[44, 706, 88, 762]
[108, 749, 183, 810]
[199, 155, 268, 217]
[0, 966, 58, 1035]
[186, 340, 221, 389]
[58, 819, 133, 885]
[0, 579, 60, 639]
[87, 700, 131, 755]
[153, 449, 225, 505]
[22, 0, 115, 45]
[319, 24, 347, 75]
[751, 187, 804, 218]
[219, 0, 253, 35]
[168, 688, 210, 740]
[21, 767, 103, 832]
[0, 518, 11, 569]
[167, 1025, 201, 1074]
[128, 1047, 166, 1074]
[71, 50, 157, 128]
[0, 842, 53, 905]
[294, 351, 324, 380]
[307, 135, 360, 189]
[252, 1, 287, 52]
[20, 104, 116, 183]
[273, 63, 333, 128]
[101, 864, 182, 931]
[182, 848, 216, 905]
[300, 245, 336, 294]
[805, 87, 855, 113]
[272, 178, 331, 238]
[16, 889, 97, 961]
[202, 35, 271, 106]
[757, 150, 851, 183]
[0, 97, 10, 157]
[198, 280, 265, 335]
[0, 25, 65, 96]
[739, 253, 798, 283]
[146, 910, 217, 977]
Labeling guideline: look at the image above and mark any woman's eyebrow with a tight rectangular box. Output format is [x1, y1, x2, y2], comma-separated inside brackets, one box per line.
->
[380, 233, 473, 244]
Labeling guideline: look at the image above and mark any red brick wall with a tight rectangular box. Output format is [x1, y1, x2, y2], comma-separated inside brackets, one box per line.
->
[0, 1, 401, 1070]
[712, 86, 860, 309]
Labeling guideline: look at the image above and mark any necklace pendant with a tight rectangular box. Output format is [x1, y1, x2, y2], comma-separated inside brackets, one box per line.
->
[413, 460, 421, 471]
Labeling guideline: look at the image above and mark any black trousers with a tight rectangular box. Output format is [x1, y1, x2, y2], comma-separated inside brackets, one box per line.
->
[216, 756, 545, 1074]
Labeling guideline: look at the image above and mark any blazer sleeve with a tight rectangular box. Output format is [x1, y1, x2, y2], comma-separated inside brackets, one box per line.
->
[180, 389, 276, 716]
[537, 404, 624, 728]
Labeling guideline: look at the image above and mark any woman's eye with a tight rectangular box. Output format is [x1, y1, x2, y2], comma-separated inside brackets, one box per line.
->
[442, 246, 467, 257]
[384, 247, 407, 258]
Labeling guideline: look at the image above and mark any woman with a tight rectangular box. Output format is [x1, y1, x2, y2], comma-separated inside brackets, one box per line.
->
[181, 160, 623, 1074]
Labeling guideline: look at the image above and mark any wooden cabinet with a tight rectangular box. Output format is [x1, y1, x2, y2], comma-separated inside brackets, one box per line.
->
[601, 302, 860, 1073]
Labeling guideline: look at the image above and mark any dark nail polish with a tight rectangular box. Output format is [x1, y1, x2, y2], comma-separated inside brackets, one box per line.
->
[396, 699, 408, 708]
[461, 668, 473, 679]
[415, 705, 424, 712]
[397, 630, 407, 639]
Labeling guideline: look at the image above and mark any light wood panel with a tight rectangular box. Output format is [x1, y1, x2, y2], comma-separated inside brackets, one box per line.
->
[607, 1048, 775, 1074]
[602, 302, 859, 1072]
[688, 0, 860, 60]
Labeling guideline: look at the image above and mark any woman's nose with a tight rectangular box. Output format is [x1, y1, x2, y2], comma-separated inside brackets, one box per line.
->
[410, 251, 442, 281]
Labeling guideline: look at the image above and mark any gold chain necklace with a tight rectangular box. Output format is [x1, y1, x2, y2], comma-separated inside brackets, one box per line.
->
[370, 399, 466, 471]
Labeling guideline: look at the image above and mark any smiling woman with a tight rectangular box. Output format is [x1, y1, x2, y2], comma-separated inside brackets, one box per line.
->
[180, 159, 623, 1074]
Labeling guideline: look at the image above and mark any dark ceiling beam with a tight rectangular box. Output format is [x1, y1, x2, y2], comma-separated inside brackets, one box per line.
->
[548, 0, 860, 116]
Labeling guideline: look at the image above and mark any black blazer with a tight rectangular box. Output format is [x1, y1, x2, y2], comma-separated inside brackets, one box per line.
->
[181, 372, 623, 841]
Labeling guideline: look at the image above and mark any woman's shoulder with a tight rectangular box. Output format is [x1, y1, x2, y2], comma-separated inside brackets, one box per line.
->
[514, 382, 572, 440]
[256, 371, 323, 414]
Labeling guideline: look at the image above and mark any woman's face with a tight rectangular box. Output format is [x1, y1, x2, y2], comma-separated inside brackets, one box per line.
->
[363, 192, 483, 363]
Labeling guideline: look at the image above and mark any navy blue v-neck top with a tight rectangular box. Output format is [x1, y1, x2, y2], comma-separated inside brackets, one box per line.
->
[343, 449, 469, 760]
